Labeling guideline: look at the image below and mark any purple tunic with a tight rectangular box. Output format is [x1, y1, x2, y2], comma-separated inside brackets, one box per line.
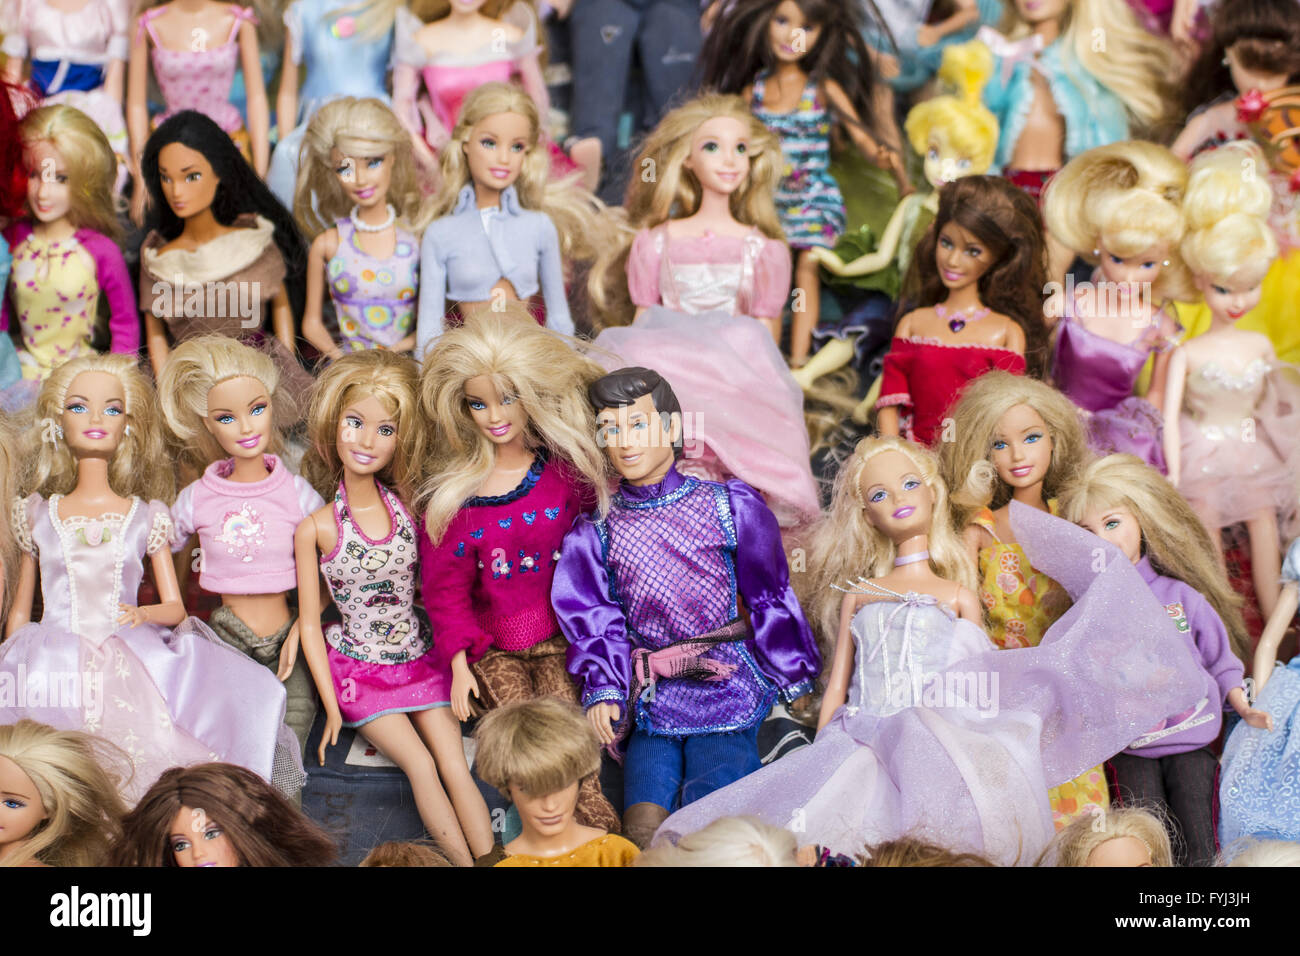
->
[553, 464, 818, 737]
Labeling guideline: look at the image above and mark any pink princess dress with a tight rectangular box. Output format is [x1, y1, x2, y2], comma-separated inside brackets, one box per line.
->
[591, 224, 820, 528]
[0, 495, 301, 802]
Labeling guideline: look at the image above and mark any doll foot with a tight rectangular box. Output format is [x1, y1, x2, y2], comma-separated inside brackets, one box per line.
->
[850, 396, 873, 426]
[623, 802, 670, 849]
[791, 364, 818, 391]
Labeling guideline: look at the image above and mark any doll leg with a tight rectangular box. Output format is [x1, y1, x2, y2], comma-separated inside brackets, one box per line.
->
[410, 706, 496, 859]
[1161, 748, 1219, 867]
[358, 713, 476, 866]
[1246, 509, 1282, 621]
[791, 337, 855, 391]
[679, 724, 761, 807]
[470, 645, 533, 709]
[623, 729, 683, 847]
[635, 0, 703, 121]
[568, 0, 639, 177]
[790, 249, 822, 367]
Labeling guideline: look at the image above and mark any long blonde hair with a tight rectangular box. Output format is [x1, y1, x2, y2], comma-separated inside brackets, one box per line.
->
[1180, 141, 1278, 286]
[1058, 454, 1250, 660]
[585, 93, 785, 328]
[0, 412, 20, 623]
[905, 41, 998, 176]
[0, 720, 130, 868]
[19, 105, 121, 240]
[415, 307, 609, 543]
[27, 353, 174, 502]
[300, 349, 424, 501]
[635, 816, 798, 867]
[1044, 140, 1194, 301]
[294, 97, 424, 238]
[1039, 806, 1173, 867]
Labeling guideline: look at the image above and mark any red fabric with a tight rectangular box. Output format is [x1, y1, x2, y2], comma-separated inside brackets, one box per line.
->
[1002, 167, 1056, 205]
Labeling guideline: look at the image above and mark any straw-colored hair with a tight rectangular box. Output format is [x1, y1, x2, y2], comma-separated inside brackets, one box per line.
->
[300, 349, 424, 502]
[861, 836, 996, 867]
[0, 720, 130, 868]
[937, 371, 1089, 521]
[905, 41, 998, 177]
[1040, 806, 1173, 867]
[1180, 141, 1278, 287]
[473, 697, 601, 799]
[0, 412, 20, 622]
[294, 96, 424, 238]
[1222, 839, 1300, 867]
[635, 816, 797, 867]
[1058, 454, 1250, 661]
[27, 352, 174, 503]
[415, 307, 609, 544]
[1044, 141, 1194, 301]
[358, 840, 452, 867]
[19, 104, 121, 241]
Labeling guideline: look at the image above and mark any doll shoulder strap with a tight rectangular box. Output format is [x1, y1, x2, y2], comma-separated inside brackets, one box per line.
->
[226, 4, 257, 43]
[136, 5, 165, 46]
[970, 506, 999, 542]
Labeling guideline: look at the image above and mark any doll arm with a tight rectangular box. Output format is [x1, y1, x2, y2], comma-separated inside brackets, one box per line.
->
[302, 231, 342, 361]
[102, 0, 128, 101]
[294, 514, 343, 762]
[3, 495, 37, 638]
[126, 15, 151, 183]
[237, 17, 269, 177]
[817, 593, 858, 732]
[270, 287, 295, 356]
[536, 216, 573, 334]
[144, 307, 171, 379]
[1182, 587, 1246, 709]
[417, 518, 495, 670]
[84, 232, 140, 354]
[918, 0, 978, 46]
[391, 63, 425, 138]
[275, 30, 298, 141]
[823, 80, 909, 192]
[875, 324, 914, 436]
[119, 505, 187, 628]
[729, 479, 819, 701]
[415, 227, 448, 361]
[1, 0, 26, 83]
[1254, 581, 1297, 695]
[811, 195, 916, 277]
[1162, 345, 1187, 486]
[516, 51, 551, 135]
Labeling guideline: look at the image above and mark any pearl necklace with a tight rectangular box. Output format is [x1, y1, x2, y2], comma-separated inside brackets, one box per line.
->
[351, 204, 396, 233]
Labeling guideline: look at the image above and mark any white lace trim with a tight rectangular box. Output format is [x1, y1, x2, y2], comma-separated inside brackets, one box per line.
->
[11, 495, 34, 555]
[146, 509, 175, 556]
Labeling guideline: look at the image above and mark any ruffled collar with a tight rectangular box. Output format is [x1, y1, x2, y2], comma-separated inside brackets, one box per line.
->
[618, 462, 684, 502]
[144, 214, 275, 285]
[452, 184, 522, 217]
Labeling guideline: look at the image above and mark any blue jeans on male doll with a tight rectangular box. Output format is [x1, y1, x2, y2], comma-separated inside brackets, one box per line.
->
[623, 722, 761, 812]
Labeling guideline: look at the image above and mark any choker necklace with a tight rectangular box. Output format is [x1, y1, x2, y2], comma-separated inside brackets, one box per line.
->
[936, 303, 991, 334]
[894, 550, 930, 567]
[351, 204, 396, 233]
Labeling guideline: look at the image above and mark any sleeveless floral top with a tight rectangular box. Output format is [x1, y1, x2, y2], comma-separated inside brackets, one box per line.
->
[972, 501, 1071, 649]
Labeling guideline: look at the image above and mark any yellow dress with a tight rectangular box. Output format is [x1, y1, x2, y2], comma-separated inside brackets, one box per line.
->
[8, 232, 99, 380]
[494, 833, 640, 868]
[1173, 248, 1300, 364]
[973, 504, 1110, 830]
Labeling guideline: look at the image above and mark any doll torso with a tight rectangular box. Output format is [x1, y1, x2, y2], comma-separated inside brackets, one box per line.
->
[3, 0, 129, 94]
[1052, 314, 1158, 413]
[328, 219, 418, 352]
[1182, 353, 1270, 434]
[287, 0, 394, 118]
[140, 4, 253, 133]
[973, 505, 1070, 650]
[630, 224, 789, 318]
[8, 230, 100, 380]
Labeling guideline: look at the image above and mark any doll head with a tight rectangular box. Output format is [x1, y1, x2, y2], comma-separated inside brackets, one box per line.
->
[905, 42, 998, 189]
[474, 697, 601, 838]
[415, 307, 609, 543]
[0, 720, 129, 868]
[358, 840, 453, 867]
[109, 763, 337, 867]
[1059, 453, 1250, 660]
[588, 367, 684, 486]
[294, 96, 424, 239]
[29, 353, 173, 502]
[157, 335, 287, 473]
[1044, 141, 1194, 303]
[1041, 807, 1173, 867]
[860, 837, 996, 867]
[1184, 0, 1300, 113]
[301, 349, 423, 501]
[938, 370, 1088, 515]
[635, 816, 798, 867]
[18, 105, 120, 241]
[432, 83, 547, 215]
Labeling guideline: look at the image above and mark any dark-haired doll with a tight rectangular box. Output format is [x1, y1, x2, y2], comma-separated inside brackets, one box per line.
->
[874, 174, 1048, 444]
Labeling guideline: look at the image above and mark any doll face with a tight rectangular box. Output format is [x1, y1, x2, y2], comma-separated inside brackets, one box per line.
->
[595, 393, 679, 486]
[1013, 0, 1068, 25]
[857, 450, 935, 543]
[990, 404, 1054, 491]
[61, 371, 128, 460]
[1225, 45, 1291, 95]
[463, 112, 532, 197]
[923, 138, 976, 189]
[464, 374, 528, 446]
[1194, 268, 1264, 323]
[935, 222, 993, 292]
[169, 806, 241, 867]
[1085, 835, 1153, 867]
[1097, 242, 1166, 299]
[203, 376, 272, 460]
[0, 755, 47, 857]
[330, 147, 393, 211]
[337, 394, 399, 477]
[1075, 503, 1142, 565]
[507, 780, 580, 841]
[157, 143, 220, 219]
[683, 117, 751, 197]
[768, 0, 821, 63]
[24, 140, 72, 225]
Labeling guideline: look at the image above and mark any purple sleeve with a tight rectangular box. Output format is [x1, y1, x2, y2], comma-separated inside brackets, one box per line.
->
[80, 230, 140, 354]
[1181, 584, 1246, 707]
[417, 513, 495, 668]
[551, 515, 631, 717]
[625, 228, 661, 309]
[748, 238, 792, 319]
[728, 479, 819, 700]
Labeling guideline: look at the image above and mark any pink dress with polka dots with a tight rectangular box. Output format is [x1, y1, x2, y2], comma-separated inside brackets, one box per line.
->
[138, 4, 254, 133]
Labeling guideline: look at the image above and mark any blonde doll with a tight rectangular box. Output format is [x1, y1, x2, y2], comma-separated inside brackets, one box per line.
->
[1040, 807, 1174, 867]
[294, 350, 493, 867]
[1164, 141, 1300, 622]
[0, 720, 130, 867]
[1042, 141, 1190, 473]
[1, 105, 137, 383]
[295, 97, 424, 361]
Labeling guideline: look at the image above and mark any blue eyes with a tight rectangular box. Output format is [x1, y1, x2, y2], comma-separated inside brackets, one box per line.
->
[468, 399, 486, 411]
[251, 404, 266, 416]
[869, 489, 887, 503]
[216, 414, 235, 425]
[367, 157, 383, 169]
[65, 403, 123, 415]
[1109, 254, 1123, 265]
[3, 798, 25, 809]
[868, 478, 920, 503]
[1024, 432, 1041, 443]
[105, 406, 122, 416]
[1105, 519, 1121, 531]
[991, 439, 1007, 450]
[66, 402, 86, 414]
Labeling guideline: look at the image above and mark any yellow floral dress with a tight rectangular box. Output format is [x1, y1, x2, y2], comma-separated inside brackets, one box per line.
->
[973, 503, 1110, 829]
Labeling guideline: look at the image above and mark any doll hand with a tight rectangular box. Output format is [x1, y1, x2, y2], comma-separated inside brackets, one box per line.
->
[450, 662, 481, 722]
[587, 701, 620, 745]
[808, 245, 848, 275]
[787, 693, 816, 724]
[1237, 702, 1275, 732]
[425, 125, 450, 153]
[916, 24, 940, 47]
[117, 603, 149, 628]
[795, 844, 821, 867]
[277, 620, 300, 682]
[318, 704, 342, 766]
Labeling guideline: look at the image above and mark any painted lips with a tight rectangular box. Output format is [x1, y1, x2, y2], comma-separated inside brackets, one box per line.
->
[1011, 465, 1034, 477]
[892, 505, 914, 519]
[236, 435, 262, 449]
[489, 424, 511, 437]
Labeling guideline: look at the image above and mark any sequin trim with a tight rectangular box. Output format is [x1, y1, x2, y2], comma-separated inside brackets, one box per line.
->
[466, 448, 549, 507]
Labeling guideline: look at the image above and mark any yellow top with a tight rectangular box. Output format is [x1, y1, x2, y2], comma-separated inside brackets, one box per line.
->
[494, 834, 641, 868]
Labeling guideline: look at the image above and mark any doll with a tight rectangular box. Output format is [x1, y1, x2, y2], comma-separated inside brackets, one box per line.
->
[294, 350, 494, 867]
[265, 0, 401, 208]
[126, 0, 270, 207]
[635, 815, 799, 867]
[295, 97, 424, 361]
[861, 0, 1003, 94]
[1222, 839, 1300, 866]
[415, 308, 620, 834]
[874, 175, 1048, 445]
[137, 110, 312, 410]
[1041, 141, 1190, 473]
[699, 0, 909, 367]
[653, 436, 1208, 863]
[938, 371, 1109, 827]
[1061, 453, 1272, 866]
[1164, 142, 1300, 622]
[1040, 807, 1174, 867]
[0, 353, 298, 801]
[1, 105, 138, 384]
[554, 367, 820, 847]
[474, 698, 639, 866]
[1218, 536, 1300, 847]
[109, 762, 338, 866]
[0, 720, 129, 867]
[798, 40, 998, 392]
[586, 93, 819, 528]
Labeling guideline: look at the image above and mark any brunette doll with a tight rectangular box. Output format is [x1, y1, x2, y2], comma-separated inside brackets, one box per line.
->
[295, 97, 424, 361]
[415, 308, 620, 834]
[873, 175, 1048, 443]
[158, 336, 324, 753]
[654, 436, 1207, 862]
[294, 350, 493, 867]
[0, 353, 297, 800]
[2, 105, 138, 383]
[0, 720, 129, 868]
[109, 763, 337, 866]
